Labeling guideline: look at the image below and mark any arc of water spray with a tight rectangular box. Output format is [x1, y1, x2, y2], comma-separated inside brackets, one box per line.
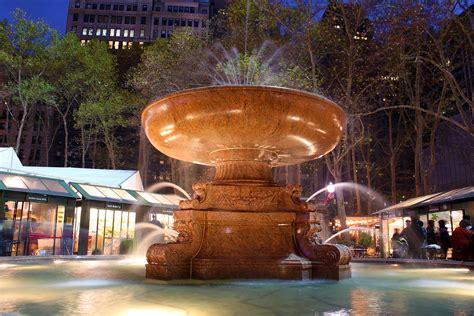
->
[306, 182, 387, 210]
[146, 182, 191, 200]
[324, 227, 374, 244]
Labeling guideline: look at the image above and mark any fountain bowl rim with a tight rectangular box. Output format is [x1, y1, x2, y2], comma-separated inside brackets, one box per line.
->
[142, 85, 346, 123]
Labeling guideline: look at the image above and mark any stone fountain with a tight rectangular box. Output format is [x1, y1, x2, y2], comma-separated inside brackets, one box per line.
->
[142, 85, 351, 280]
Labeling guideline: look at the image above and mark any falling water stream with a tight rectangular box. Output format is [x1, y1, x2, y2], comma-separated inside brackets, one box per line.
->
[323, 227, 374, 244]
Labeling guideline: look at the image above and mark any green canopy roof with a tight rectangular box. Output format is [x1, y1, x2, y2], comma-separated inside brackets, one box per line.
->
[0, 171, 79, 199]
[70, 182, 180, 209]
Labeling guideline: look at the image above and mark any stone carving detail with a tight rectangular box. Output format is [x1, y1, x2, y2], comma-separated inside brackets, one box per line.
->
[146, 211, 203, 265]
[295, 214, 351, 266]
[180, 182, 312, 211]
[180, 182, 208, 210]
[212, 189, 278, 209]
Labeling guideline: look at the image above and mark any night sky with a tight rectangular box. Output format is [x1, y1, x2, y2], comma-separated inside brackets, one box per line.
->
[0, 0, 69, 34]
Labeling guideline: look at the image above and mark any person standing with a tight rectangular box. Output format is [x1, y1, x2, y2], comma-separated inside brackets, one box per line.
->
[426, 220, 437, 245]
[437, 220, 451, 259]
[451, 220, 473, 261]
[404, 216, 424, 259]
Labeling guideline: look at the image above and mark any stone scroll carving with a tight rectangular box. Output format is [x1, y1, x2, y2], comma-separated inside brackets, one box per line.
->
[146, 211, 203, 265]
[295, 213, 351, 266]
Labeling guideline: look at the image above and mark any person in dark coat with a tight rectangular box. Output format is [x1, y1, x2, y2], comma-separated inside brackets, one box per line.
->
[437, 220, 451, 259]
[426, 220, 437, 245]
[404, 216, 424, 259]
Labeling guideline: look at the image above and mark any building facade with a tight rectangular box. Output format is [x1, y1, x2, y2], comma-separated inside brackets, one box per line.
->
[66, 0, 214, 48]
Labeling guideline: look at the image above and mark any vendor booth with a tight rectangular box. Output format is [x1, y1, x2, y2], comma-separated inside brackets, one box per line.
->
[70, 183, 180, 255]
[0, 171, 79, 256]
[375, 186, 473, 258]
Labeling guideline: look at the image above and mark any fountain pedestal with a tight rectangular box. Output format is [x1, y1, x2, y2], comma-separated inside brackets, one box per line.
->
[146, 182, 351, 280]
[142, 86, 351, 280]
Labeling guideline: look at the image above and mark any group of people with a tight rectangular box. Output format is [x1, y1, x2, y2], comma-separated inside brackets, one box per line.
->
[391, 215, 474, 261]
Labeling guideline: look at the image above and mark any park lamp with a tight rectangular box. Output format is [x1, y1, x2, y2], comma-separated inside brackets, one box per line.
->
[327, 182, 335, 193]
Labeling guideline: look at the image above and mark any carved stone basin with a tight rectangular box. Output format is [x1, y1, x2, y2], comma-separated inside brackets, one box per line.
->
[142, 86, 346, 184]
[142, 85, 351, 281]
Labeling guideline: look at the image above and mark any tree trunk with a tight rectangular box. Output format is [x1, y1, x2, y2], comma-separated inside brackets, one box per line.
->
[366, 140, 372, 213]
[61, 114, 69, 167]
[390, 154, 397, 205]
[103, 132, 117, 169]
[414, 110, 424, 196]
[81, 126, 86, 168]
[351, 136, 362, 214]
[15, 106, 28, 155]
[92, 129, 98, 168]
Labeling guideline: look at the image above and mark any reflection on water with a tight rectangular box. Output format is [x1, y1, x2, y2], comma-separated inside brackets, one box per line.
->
[0, 260, 472, 315]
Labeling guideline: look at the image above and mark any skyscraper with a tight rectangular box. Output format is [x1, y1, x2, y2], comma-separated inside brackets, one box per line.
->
[66, 0, 213, 48]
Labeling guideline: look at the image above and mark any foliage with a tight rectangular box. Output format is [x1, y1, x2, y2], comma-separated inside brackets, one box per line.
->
[0, 9, 58, 153]
[358, 232, 373, 248]
[129, 28, 208, 100]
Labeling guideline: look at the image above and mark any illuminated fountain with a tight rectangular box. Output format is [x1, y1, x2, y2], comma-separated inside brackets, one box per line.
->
[142, 85, 351, 280]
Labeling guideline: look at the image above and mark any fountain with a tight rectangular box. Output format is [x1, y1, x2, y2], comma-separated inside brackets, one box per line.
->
[142, 85, 351, 280]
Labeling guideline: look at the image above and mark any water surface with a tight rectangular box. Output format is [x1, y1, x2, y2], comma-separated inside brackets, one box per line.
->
[0, 259, 473, 315]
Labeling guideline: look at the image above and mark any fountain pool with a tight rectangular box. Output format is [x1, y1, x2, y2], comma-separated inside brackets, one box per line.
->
[0, 258, 472, 315]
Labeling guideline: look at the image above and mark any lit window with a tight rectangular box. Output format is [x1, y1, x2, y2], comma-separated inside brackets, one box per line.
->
[124, 29, 129, 37]
[128, 41, 133, 48]
[139, 41, 144, 47]
[82, 27, 87, 35]
[81, 39, 86, 44]
[110, 28, 115, 36]
[108, 41, 113, 49]
[140, 29, 145, 37]
[122, 41, 127, 48]
[96, 28, 101, 36]
[116, 29, 121, 36]
[130, 29, 135, 37]
[88, 28, 93, 35]
[102, 29, 107, 36]
[114, 41, 119, 49]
